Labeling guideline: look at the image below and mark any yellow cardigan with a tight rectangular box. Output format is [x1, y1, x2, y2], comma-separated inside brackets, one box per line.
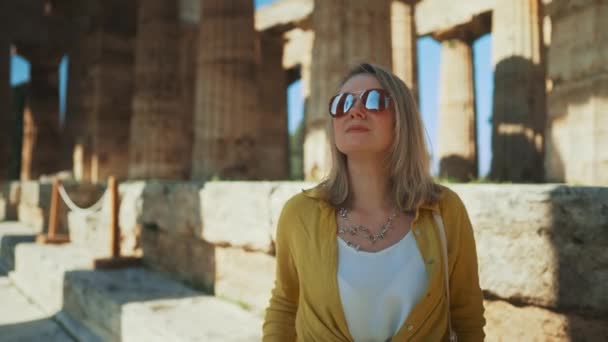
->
[263, 185, 485, 341]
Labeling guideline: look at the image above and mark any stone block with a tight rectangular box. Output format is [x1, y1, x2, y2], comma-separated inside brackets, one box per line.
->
[484, 299, 608, 341]
[0, 221, 36, 272]
[68, 211, 139, 259]
[0, 276, 76, 342]
[1, 181, 20, 220]
[139, 181, 203, 237]
[200, 182, 274, 252]
[62, 268, 199, 342]
[10, 243, 95, 314]
[121, 295, 262, 342]
[119, 181, 202, 239]
[215, 247, 276, 316]
[448, 184, 608, 314]
[141, 229, 215, 293]
[269, 182, 315, 241]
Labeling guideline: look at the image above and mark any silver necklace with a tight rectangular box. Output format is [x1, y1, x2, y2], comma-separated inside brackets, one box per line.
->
[337, 206, 398, 251]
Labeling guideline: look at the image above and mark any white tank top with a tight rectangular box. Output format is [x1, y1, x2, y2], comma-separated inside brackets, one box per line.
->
[337, 230, 428, 342]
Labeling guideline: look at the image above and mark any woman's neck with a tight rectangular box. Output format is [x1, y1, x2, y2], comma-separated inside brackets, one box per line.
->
[346, 157, 393, 213]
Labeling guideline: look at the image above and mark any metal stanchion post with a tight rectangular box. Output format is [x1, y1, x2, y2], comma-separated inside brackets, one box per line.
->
[36, 178, 70, 244]
[93, 176, 141, 269]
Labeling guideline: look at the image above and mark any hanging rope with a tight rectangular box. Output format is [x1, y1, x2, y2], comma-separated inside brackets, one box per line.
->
[58, 184, 108, 216]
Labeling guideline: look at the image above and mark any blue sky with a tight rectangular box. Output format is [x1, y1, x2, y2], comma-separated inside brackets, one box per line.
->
[10, 0, 493, 177]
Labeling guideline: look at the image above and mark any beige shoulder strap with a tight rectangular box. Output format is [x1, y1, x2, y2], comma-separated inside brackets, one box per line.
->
[432, 211, 458, 342]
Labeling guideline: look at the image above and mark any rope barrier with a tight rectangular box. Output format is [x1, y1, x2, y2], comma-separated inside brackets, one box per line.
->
[58, 184, 107, 216]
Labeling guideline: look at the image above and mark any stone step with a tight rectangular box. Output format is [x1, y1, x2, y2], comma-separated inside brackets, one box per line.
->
[0, 275, 75, 342]
[0, 221, 36, 273]
[8, 240, 262, 341]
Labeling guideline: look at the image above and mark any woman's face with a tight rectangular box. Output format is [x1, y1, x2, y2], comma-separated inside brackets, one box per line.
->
[333, 74, 395, 158]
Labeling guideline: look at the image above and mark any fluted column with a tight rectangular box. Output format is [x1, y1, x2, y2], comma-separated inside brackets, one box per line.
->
[0, 40, 10, 181]
[65, 0, 136, 182]
[129, 0, 190, 179]
[258, 31, 289, 179]
[391, 0, 418, 98]
[64, 38, 91, 182]
[437, 36, 477, 181]
[19, 49, 65, 180]
[192, 0, 259, 180]
[491, 0, 546, 182]
[306, 0, 393, 180]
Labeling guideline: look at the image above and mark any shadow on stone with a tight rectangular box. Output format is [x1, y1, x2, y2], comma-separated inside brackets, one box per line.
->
[439, 155, 477, 181]
[135, 181, 216, 294]
[0, 221, 37, 275]
[0, 316, 75, 342]
[491, 56, 545, 182]
[61, 267, 202, 341]
[549, 185, 608, 340]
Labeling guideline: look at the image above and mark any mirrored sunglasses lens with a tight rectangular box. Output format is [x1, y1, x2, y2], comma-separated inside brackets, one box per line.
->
[365, 90, 381, 111]
[330, 93, 344, 115]
[343, 94, 355, 113]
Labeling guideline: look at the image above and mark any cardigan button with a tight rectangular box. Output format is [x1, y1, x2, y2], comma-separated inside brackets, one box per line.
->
[414, 229, 421, 236]
[407, 324, 413, 331]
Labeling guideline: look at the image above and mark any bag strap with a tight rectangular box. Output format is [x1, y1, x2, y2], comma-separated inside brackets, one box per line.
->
[432, 211, 457, 342]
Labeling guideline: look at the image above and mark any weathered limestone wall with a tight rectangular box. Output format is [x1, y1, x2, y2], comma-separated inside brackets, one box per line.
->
[129, 0, 191, 180]
[107, 181, 608, 334]
[491, 0, 546, 182]
[67, 0, 136, 182]
[258, 31, 289, 180]
[306, 0, 393, 181]
[545, 0, 608, 185]
[437, 36, 477, 181]
[191, 0, 260, 180]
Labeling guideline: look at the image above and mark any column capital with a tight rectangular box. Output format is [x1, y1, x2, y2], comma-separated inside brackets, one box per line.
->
[432, 11, 491, 42]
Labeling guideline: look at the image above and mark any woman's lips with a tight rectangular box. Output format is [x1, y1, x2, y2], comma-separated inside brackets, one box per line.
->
[346, 125, 370, 132]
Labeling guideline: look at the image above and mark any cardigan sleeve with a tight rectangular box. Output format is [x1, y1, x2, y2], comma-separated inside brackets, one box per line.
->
[442, 189, 486, 341]
[262, 200, 300, 341]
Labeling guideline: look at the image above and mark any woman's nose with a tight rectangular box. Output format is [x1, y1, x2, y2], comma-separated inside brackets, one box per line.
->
[349, 103, 367, 119]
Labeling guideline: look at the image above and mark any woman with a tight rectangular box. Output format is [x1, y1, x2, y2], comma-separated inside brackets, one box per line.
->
[263, 63, 485, 341]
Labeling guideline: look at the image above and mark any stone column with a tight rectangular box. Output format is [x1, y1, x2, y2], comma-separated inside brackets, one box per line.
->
[64, 35, 93, 182]
[437, 35, 477, 181]
[491, 0, 546, 182]
[191, 0, 259, 180]
[258, 30, 289, 180]
[19, 49, 65, 180]
[129, 0, 191, 179]
[178, 22, 198, 174]
[306, 0, 393, 181]
[65, 0, 136, 182]
[545, 0, 608, 185]
[0, 40, 10, 181]
[391, 0, 418, 98]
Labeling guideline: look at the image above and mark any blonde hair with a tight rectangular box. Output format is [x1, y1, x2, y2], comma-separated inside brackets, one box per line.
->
[312, 63, 441, 211]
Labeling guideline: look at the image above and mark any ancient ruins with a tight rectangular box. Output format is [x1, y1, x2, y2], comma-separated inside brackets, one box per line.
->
[0, 0, 606, 341]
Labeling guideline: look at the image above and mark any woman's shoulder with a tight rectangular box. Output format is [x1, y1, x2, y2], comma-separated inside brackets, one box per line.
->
[434, 184, 468, 214]
[280, 186, 327, 217]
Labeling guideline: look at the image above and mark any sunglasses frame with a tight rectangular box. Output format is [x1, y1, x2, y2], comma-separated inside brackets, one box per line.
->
[328, 88, 392, 118]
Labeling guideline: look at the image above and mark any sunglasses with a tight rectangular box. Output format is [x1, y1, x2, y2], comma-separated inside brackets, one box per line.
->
[328, 88, 391, 118]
